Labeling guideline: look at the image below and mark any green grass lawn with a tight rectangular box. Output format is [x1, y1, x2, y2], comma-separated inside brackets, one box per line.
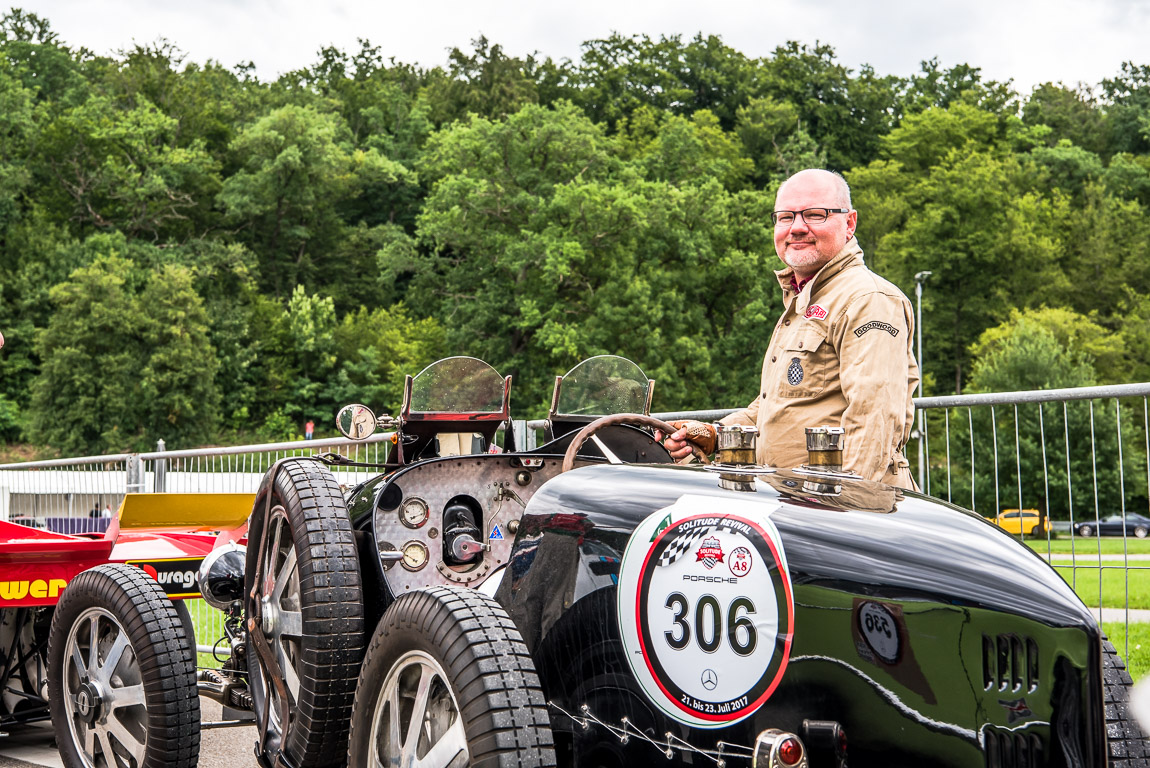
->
[1102, 622, 1150, 682]
[184, 600, 233, 668]
[1048, 563, 1150, 610]
[1025, 537, 1150, 555]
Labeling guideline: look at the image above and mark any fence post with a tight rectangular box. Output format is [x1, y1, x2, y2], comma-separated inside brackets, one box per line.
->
[126, 454, 144, 494]
[154, 439, 167, 492]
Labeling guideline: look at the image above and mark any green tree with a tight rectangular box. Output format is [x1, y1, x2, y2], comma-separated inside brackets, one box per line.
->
[218, 105, 355, 295]
[1029, 140, 1104, 201]
[626, 109, 753, 191]
[759, 42, 896, 169]
[862, 150, 1068, 393]
[937, 317, 1144, 521]
[420, 36, 545, 125]
[394, 102, 777, 412]
[899, 59, 1017, 116]
[970, 307, 1128, 385]
[1101, 62, 1150, 156]
[326, 305, 446, 416]
[1022, 82, 1106, 154]
[29, 256, 219, 453]
[36, 94, 220, 239]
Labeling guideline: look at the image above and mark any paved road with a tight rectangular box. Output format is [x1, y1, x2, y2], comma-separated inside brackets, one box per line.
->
[1093, 607, 1150, 623]
[0, 699, 259, 768]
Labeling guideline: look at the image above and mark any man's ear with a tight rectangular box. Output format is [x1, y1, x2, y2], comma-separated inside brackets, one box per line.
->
[846, 209, 858, 238]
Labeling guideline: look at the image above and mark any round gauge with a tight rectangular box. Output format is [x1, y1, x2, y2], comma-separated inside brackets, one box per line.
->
[401, 541, 429, 572]
[400, 497, 430, 529]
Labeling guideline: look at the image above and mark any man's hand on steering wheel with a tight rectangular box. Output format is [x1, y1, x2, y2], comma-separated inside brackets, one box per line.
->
[659, 420, 717, 463]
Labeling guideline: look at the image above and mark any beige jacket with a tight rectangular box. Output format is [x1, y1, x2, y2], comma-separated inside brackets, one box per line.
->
[720, 239, 919, 489]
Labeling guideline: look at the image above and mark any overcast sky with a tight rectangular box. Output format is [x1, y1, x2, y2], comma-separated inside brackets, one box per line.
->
[18, 0, 1150, 95]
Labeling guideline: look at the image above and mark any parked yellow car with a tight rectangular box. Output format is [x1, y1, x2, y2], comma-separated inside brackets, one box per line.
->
[995, 508, 1047, 536]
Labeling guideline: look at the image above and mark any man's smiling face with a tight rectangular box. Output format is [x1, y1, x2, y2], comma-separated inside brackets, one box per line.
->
[773, 170, 857, 279]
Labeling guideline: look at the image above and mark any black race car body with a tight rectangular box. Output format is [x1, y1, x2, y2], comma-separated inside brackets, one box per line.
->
[341, 440, 1104, 766]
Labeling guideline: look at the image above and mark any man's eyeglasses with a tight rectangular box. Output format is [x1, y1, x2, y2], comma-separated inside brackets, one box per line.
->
[770, 208, 850, 226]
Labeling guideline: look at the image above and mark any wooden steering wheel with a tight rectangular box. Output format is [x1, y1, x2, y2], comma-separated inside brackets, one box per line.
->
[560, 413, 712, 473]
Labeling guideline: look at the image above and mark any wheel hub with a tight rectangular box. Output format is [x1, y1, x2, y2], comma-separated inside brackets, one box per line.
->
[74, 681, 104, 725]
[261, 594, 277, 635]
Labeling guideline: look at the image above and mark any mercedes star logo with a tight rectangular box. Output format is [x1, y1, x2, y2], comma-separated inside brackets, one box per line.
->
[700, 668, 718, 691]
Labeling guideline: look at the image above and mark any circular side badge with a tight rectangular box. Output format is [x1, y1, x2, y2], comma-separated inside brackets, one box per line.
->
[618, 498, 794, 729]
[857, 601, 899, 664]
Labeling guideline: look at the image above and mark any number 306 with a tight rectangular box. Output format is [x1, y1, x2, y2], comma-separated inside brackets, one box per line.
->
[664, 592, 757, 655]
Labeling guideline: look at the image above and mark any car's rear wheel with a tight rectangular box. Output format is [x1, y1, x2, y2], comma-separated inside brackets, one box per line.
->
[348, 585, 556, 768]
[1104, 637, 1150, 766]
[1079, 524, 1094, 537]
[245, 459, 366, 768]
[1135, 526, 1149, 539]
[47, 563, 200, 768]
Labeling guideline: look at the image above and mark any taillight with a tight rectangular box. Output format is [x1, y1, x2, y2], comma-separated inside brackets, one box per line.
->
[777, 736, 804, 766]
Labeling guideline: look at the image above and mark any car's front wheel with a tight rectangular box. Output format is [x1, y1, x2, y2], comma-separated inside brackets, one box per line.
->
[47, 563, 200, 768]
[348, 586, 556, 768]
[1078, 524, 1094, 537]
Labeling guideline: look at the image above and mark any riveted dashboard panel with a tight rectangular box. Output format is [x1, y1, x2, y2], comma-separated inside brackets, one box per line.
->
[373, 454, 566, 593]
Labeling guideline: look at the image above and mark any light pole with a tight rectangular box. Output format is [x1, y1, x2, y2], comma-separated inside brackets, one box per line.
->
[913, 271, 931, 490]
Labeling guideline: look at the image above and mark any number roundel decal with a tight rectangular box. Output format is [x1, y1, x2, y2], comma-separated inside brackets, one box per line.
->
[617, 496, 794, 728]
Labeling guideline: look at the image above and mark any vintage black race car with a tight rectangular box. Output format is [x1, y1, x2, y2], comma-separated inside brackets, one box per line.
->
[198, 355, 1149, 768]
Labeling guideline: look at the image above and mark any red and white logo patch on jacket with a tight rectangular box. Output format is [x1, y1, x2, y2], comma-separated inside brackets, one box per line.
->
[805, 304, 828, 320]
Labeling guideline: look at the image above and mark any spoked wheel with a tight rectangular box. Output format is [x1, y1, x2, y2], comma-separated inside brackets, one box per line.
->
[348, 586, 555, 768]
[47, 563, 200, 768]
[245, 459, 366, 768]
[1078, 525, 1094, 537]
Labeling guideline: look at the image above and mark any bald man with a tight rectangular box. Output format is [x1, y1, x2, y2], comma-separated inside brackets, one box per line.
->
[665, 169, 920, 489]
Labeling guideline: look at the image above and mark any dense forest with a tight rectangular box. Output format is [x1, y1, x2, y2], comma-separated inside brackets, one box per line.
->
[1, 8, 1149, 512]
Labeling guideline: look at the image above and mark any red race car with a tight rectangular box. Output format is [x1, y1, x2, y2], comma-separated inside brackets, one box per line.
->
[0, 493, 250, 768]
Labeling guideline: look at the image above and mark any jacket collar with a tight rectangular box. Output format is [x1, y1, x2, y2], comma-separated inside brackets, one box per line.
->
[775, 238, 865, 315]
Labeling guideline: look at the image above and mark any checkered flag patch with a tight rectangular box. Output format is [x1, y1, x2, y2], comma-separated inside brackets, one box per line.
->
[657, 525, 716, 567]
[787, 358, 804, 386]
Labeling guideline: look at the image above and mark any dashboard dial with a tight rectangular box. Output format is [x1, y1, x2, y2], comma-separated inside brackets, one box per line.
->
[400, 497, 430, 529]
[401, 541, 429, 571]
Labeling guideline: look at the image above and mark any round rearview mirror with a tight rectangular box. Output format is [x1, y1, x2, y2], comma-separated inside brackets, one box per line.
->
[336, 404, 378, 440]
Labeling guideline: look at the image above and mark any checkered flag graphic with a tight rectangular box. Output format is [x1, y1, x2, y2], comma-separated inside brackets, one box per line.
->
[787, 358, 804, 386]
[656, 525, 716, 567]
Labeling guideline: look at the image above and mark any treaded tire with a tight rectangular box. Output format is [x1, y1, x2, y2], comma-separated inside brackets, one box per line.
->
[245, 459, 366, 768]
[348, 585, 556, 768]
[1079, 525, 1094, 537]
[1104, 636, 1150, 767]
[173, 599, 195, 650]
[47, 563, 200, 768]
